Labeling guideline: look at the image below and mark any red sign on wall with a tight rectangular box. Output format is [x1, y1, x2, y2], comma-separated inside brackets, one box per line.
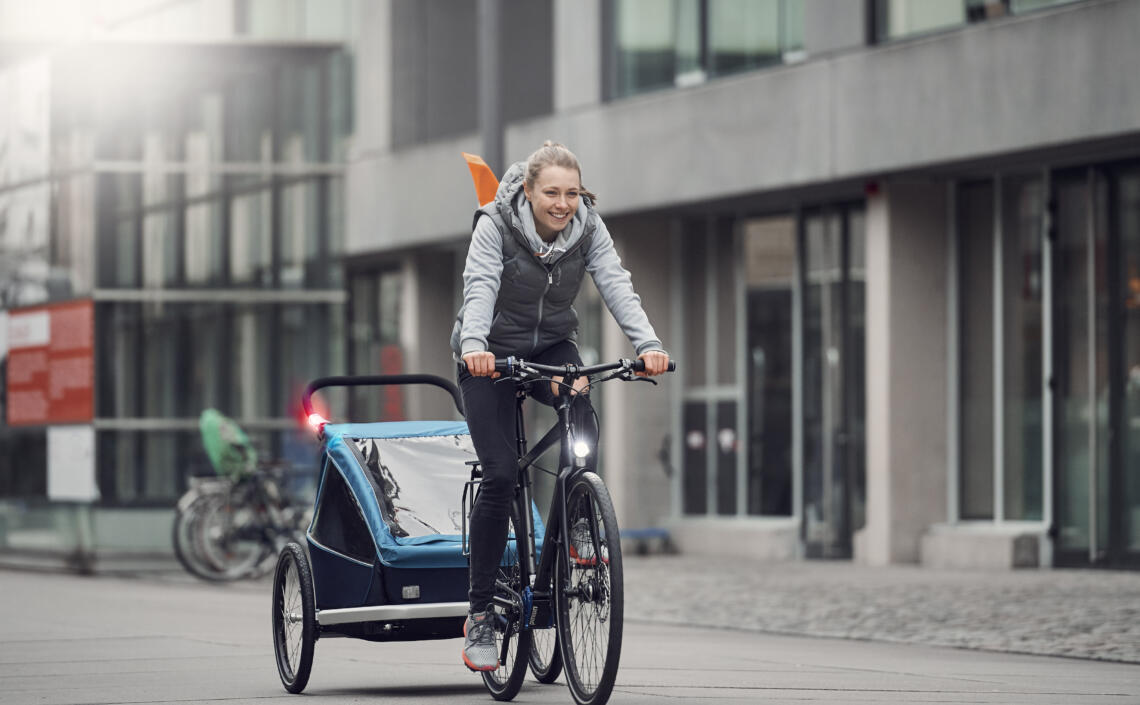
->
[6, 299, 94, 426]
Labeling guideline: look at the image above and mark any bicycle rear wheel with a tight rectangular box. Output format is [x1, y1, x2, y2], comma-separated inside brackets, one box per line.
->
[554, 472, 623, 705]
[481, 511, 533, 701]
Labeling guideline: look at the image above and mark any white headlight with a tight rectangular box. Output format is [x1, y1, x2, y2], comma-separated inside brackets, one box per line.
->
[573, 441, 591, 459]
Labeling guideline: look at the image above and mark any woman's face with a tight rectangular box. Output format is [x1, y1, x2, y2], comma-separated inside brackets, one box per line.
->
[524, 165, 580, 240]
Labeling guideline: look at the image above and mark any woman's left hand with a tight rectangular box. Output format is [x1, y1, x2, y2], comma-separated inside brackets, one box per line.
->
[637, 350, 670, 377]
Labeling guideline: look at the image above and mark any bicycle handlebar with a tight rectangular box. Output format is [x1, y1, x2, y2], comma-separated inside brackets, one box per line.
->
[490, 356, 676, 378]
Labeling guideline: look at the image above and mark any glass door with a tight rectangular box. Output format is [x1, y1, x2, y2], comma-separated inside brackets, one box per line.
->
[1113, 164, 1140, 566]
[801, 206, 865, 558]
[1054, 162, 1140, 567]
[1053, 169, 1107, 563]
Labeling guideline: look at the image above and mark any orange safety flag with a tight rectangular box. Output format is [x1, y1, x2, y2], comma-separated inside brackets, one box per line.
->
[462, 152, 499, 207]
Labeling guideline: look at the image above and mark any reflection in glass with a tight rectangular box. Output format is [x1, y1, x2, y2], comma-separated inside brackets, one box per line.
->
[613, 0, 803, 97]
[1055, 175, 1094, 553]
[682, 401, 707, 515]
[708, 0, 781, 77]
[615, 0, 698, 96]
[682, 222, 708, 388]
[1118, 168, 1140, 552]
[1002, 176, 1044, 520]
[876, 0, 965, 41]
[802, 207, 864, 555]
[716, 401, 737, 515]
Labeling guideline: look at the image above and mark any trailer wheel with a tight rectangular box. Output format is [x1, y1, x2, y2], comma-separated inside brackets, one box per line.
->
[272, 542, 316, 693]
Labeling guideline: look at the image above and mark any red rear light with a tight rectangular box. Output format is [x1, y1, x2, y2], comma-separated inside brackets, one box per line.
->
[307, 413, 328, 432]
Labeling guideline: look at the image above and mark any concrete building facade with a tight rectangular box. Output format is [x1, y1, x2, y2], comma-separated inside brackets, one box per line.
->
[347, 0, 1140, 570]
[1, 0, 1138, 570]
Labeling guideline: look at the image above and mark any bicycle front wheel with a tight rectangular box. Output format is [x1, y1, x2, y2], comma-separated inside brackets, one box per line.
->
[555, 472, 623, 705]
[529, 625, 562, 683]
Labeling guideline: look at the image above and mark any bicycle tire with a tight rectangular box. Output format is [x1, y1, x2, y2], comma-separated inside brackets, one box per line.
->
[554, 472, 623, 705]
[529, 624, 562, 683]
[272, 542, 316, 694]
[192, 488, 273, 581]
[481, 510, 534, 701]
[172, 491, 243, 582]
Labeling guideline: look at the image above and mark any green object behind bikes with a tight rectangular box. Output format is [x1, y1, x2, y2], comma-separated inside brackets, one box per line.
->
[199, 408, 257, 478]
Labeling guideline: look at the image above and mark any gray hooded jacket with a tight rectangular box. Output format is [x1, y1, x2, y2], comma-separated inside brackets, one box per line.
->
[450, 161, 663, 359]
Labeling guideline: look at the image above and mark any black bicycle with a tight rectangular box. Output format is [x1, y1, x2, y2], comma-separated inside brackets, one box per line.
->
[466, 356, 674, 705]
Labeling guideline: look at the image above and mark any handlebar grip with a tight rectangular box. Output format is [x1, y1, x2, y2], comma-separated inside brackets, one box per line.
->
[631, 359, 677, 373]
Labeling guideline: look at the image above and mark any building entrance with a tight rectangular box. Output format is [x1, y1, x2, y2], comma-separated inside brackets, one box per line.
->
[1054, 162, 1140, 568]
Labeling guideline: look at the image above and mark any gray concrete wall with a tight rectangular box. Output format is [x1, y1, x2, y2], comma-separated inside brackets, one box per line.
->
[803, 0, 867, 56]
[597, 215, 676, 532]
[859, 180, 949, 565]
[349, 0, 391, 157]
[389, 0, 478, 148]
[346, 133, 483, 255]
[407, 250, 462, 421]
[510, 0, 1137, 215]
[554, 0, 602, 112]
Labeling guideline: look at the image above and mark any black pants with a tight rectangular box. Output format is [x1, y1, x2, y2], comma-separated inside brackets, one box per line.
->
[457, 340, 596, 612]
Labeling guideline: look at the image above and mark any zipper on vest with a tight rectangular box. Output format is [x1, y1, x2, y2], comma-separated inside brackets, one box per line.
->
[533, 266, 553, 352]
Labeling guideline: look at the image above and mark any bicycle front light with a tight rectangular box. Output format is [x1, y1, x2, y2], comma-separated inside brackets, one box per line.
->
[573, 441, 591, 459]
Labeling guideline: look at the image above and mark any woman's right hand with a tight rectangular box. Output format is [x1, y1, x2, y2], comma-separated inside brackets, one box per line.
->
[463, 351, 500, 378]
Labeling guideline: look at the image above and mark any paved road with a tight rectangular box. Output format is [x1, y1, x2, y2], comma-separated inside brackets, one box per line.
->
[2, 568, 1138, 705]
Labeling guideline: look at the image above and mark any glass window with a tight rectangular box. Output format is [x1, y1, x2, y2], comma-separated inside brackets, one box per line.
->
[743, 216, 795, 516]
[959, 181, 995, 519]
[229, 179, 274, 287]
[681, 221, 708, 388]
[1001, 175, 1044, 520]
[801, 205, 865, 555]
[1116, 167, 1140, 553]
[708, 0, 781, 77]
[615, 0, 696, 96]
[1054, 174, 1096, 551]
[613, 0, 803, 98]
[1009, 0, 1083, 13]
[875, 0, 965, 42]
[96, 174, 140, 289]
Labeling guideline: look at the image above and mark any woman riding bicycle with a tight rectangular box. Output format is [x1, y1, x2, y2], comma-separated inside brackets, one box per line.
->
[451, 141, 669, 672]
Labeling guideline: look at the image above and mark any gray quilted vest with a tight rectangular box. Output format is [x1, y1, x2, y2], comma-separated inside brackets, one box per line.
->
[452, 199, 598, 358]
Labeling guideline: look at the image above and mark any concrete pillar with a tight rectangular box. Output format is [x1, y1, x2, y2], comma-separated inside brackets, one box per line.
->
[409, 251, 462, 420]
[346, 1, 392, 255]
[554, 0, 602, 112]
[598, 217, 674, 533]
[857, 180, 949, 565]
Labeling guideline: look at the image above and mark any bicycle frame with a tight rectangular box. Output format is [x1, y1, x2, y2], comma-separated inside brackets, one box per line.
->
[499, 375, 598, 633]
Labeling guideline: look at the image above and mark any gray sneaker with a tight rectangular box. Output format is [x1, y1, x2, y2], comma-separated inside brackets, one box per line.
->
[462, 609, 499, 672]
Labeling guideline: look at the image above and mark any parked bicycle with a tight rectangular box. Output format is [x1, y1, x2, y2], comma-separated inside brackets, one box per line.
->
[173, 410, 310, 582]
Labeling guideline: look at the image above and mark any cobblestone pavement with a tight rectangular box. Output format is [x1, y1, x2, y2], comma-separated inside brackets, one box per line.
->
[623, 555, 1140, 664]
